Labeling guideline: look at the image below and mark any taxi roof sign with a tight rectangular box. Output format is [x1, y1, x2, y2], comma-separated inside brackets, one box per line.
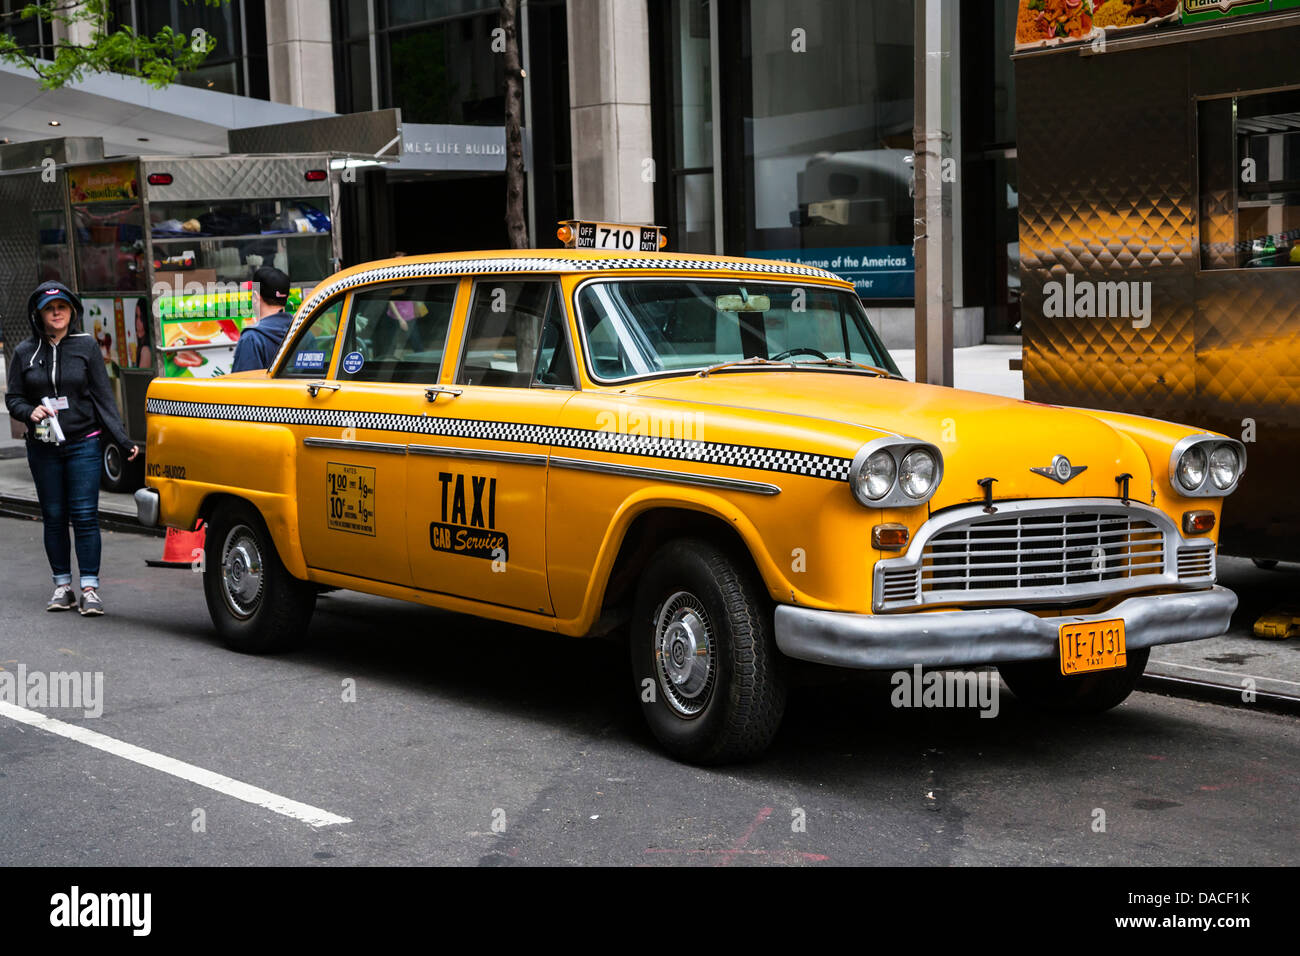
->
[558, 219, 667, 252]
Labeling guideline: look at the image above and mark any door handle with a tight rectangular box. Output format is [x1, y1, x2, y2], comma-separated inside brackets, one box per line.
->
[307, 381, 341, 398]
[425, 385, 463, 402]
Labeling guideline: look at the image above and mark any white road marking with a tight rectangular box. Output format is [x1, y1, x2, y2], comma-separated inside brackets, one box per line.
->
[0, 701, 351, 827]
[1151, 661, 1300, 690]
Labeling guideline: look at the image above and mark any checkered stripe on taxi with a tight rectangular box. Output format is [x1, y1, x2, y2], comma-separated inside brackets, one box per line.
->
[145, 398, 852, 482]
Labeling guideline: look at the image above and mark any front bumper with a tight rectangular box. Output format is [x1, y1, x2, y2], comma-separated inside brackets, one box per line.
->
[774, 586, 1237, 670]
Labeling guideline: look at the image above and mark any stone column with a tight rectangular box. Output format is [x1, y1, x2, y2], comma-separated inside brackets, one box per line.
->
[266, 0, 337, 113]
[566, 0, 655, 224]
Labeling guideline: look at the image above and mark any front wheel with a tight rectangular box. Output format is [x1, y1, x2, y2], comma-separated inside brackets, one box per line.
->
[203, 500, 315, 653]
[630, 538, 787, 764]
[999, 647, 1150, 714]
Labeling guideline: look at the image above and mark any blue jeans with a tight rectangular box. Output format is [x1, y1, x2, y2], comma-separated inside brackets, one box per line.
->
[26, 434, 102, 589]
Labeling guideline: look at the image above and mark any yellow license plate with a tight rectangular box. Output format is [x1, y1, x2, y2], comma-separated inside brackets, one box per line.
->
[1058, 619, 1127, 676]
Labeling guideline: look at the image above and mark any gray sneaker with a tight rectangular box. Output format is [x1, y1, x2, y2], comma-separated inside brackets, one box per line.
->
[79, 588, 104, 616]
[47, 585, 77, 611]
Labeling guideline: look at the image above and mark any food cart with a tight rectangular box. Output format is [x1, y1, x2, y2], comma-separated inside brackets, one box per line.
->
[0, 143, 342, 490]
[1013, 1, 1300, 562]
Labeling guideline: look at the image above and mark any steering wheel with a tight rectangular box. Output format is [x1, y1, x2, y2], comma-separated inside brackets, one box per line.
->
[770, 347, 829, 361]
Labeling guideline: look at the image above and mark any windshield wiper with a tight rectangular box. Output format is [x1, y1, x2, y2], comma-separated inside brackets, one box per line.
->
[789, 357, 899, 378]
[696, 355, 901, 379]
[697, 356, 796, 377]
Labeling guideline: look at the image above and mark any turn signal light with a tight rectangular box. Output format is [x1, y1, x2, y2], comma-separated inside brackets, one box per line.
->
[1182, 510, 1215, 535]
[872, 523, 910, 551]
[556, 225, 573, 244]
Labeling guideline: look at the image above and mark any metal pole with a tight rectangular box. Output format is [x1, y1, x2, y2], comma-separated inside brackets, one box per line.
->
[709, 0, 725, 254]
[913, 0, 953, 386]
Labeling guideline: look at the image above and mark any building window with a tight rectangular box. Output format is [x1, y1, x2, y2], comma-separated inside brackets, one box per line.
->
[1200, 87, 1300, 270]
[736, 0, 914, 297]
[961, 0, 1019, 337]
[653, 0, 716, 254]
[113, 0, 268, 99]
[334, 0, 377, 112]
[334, 0, 503, 125]
[3, 0, 55, 60]
[526, 0, 572, 243]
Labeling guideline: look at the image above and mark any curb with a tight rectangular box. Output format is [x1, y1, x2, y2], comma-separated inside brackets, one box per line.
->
[0, 495, 164, 538]
[1140, 672, 1300, 718]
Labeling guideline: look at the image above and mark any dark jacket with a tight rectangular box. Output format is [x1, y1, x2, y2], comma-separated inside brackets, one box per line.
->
[4, 282, 134, 448]
[231, 311, 292, 372]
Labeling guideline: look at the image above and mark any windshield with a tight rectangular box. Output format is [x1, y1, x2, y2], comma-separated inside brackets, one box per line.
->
[575, 279, 901, 382]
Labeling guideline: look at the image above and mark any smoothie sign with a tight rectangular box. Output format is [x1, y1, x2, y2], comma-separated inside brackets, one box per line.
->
[67, 162, 139, 203]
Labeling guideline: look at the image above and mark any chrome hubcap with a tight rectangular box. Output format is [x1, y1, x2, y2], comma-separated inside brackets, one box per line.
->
[655, 591, 715, 717]
[104, 444, 122, 482]
[221, 525, 264, 618]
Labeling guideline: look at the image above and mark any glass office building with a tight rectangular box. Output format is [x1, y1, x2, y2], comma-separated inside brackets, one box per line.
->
[650, 0, 1021, 342]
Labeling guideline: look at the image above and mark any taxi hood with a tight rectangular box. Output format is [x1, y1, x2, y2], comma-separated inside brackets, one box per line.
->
[621, 371, 1153, 510]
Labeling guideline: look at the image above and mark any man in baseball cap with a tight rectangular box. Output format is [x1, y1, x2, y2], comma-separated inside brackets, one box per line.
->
[231, 266, 293, 373]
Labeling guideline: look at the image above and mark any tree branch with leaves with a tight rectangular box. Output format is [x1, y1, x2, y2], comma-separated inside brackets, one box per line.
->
[0, 0, 227, 91]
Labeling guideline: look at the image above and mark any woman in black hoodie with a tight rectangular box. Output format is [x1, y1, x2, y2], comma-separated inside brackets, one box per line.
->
[4, 282, 138, 616]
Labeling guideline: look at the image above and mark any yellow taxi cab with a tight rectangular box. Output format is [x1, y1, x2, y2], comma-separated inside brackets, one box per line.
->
[135, 231, 1244, 763]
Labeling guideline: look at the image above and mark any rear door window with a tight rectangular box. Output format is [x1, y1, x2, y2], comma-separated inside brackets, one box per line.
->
[337, 282, 458, 384]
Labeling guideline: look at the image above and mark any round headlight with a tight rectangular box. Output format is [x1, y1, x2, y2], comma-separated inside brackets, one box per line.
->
[1176, 445, 1207, 492]
[899, 449, 937, 498]
[1209, 444, 1240, 490]
[856, 449, 896, 500]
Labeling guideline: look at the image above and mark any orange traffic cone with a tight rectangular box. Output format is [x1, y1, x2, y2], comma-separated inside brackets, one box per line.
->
[146, 519, 207, 569]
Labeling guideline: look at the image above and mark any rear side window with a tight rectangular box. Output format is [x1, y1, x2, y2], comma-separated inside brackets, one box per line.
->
[337, 282, 457, 384]
[278, 298, 345, 378]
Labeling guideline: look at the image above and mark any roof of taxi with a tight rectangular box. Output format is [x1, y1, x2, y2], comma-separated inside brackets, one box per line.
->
[289, 249, 853, 326]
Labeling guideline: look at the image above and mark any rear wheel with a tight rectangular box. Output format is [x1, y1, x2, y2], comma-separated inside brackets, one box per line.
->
[101, 440, 141, 493]
[203, 500, 315, 653]
[630, 538, 787, 764]
[999, 647, 1150, 714]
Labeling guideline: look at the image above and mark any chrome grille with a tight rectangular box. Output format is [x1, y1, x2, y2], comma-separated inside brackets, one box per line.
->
[871, 500, 1213, 612]
[880, 567, 921, 606]
[922, 512, 1166, 596]
[1177, 545, 1215, 580]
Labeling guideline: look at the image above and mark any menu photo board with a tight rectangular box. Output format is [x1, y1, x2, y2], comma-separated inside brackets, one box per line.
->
[1015, 1, 1181, 50]
[81, 296, 151, 371]
[155, 285, 307, 378]
[1016, 0, 1295, 48]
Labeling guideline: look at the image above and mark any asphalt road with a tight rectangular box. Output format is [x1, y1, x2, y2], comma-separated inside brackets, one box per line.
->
[1, 516, 1296, 866]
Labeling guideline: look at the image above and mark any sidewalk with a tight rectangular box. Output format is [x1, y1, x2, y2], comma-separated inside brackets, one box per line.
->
[1, 347, 1294, 709]
[1, 410, 141, 531]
